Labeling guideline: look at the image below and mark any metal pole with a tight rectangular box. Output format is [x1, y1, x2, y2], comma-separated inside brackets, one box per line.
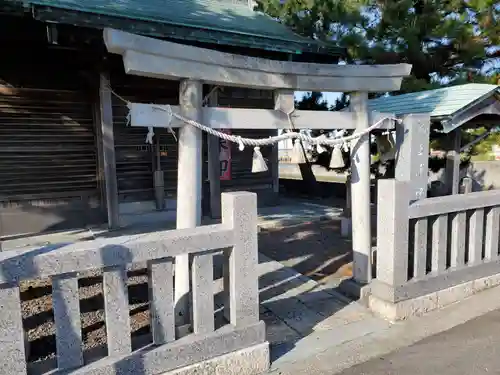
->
[174, 80, 203, 324]
[349, 92, 372, 284]
[340, 174, 352, 237]
[153, 133, 165, 210]
[452, 130, 462, 195]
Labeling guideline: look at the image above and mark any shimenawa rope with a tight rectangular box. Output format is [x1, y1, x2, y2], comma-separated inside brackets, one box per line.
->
[107, 85, 400, 150]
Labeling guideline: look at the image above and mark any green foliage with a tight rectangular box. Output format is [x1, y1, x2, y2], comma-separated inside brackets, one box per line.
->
[294, 91, 350, 112]
[295, 92, 329, 110]
[332, 93, 350, 111]
[256, 0, 499, 90]
[428, 154, 471, 173]
[294, 92, 330, 139]
[295, 92, 351, 139]
[466, 127, 500, 157]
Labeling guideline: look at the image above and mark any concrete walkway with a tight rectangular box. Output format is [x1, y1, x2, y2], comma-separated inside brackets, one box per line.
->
[1, 199, 345, 251]
[336, 308, 500, 375]
[257, 198, 345, 229]
[272, 282, 500, 375]
[258, 255, 500, 375]
[279, 163, 348, 183]
[257, 254, 389, 366]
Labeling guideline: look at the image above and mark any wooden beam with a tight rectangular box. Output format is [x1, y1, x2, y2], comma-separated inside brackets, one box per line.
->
[444, 130, 462, 195]
[128, 103, 397, 130]
[464, 118, 500, 127]
[442, 98, 500, 133]
[207, 87, 222, 219]
[98, 72, 119, 229]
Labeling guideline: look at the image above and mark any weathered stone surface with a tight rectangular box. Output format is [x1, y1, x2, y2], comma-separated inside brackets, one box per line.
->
[192, 252, 215, 334]
[103, 266, 132, 356]
[408, 189, 500, 219]
[369, 272, 500, 321]
[1, 192, 264, 374]
[105, 28, 411, 92]
[163, 342, 269, 375]
[148, 258, 175, 344]
[52, 274, 84, 369]
[0, 226, 234, 283]
[0, 284, 26, 375]
[395, 114, 431, 202]
[222, 192, 260, 327]
[375, 180, 410, 287]
[129, 103, 397, 130]
[61, 322, 266, 375]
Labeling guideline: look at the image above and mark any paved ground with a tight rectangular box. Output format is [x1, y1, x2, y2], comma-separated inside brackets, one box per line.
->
[279, 163, 348, 183]
[272, 284, 500, 375]
[336, 308, 500, 375]
[259, 220, 354, 285]
[1, 198, 346, 250]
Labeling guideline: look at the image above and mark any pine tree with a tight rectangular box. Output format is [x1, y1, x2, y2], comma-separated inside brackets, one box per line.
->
[257, 0, 499, 90]
[295, 92, 330, 111]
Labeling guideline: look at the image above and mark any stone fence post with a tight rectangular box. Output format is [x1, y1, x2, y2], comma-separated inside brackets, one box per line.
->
[460, 177, 472, 194]
[376, 179, 410, 287]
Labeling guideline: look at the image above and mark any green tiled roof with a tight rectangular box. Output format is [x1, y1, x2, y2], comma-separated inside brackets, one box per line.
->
[7, 0, 342, 56]
[369, 84, 499, 118]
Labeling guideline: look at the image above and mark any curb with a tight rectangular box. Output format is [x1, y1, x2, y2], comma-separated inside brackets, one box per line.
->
[272, 283, 500, 375]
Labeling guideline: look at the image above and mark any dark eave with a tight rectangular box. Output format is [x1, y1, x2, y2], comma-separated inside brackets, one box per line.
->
[0, 0, 345, 60]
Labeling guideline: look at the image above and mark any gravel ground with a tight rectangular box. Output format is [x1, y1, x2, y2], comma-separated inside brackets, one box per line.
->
[22, 268, 151, 364]
[21, 219, 355, 370]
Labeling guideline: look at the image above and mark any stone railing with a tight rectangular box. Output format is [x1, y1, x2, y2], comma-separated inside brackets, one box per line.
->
[370, 179, 500, 320]
[0, 192, 267, 374]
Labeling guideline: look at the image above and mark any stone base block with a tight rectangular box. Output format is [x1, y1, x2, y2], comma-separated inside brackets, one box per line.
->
[162, 342, 270, 375]
[340, 217, 351, 238]
[338, 278, 371, 304]
[369, 273, 500, 322]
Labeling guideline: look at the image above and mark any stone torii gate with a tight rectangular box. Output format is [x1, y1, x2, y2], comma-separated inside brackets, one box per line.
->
[103, 28, 412, 318]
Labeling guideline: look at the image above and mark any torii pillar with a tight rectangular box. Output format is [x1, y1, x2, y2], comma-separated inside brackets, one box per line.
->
[175, 80, 203, 324]
[349, 92, 372, 284]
